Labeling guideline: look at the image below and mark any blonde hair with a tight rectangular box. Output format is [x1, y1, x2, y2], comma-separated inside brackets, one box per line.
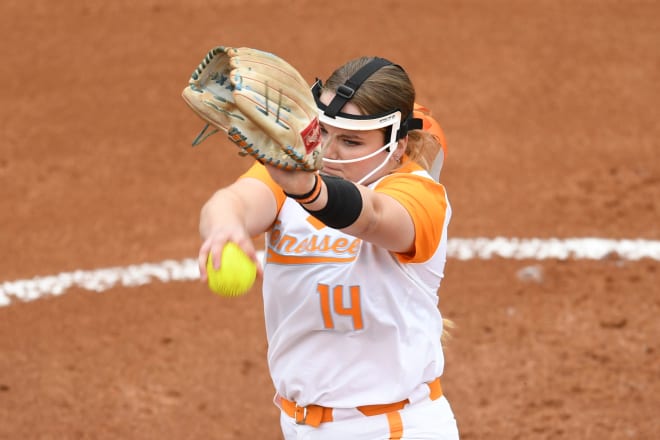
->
[322, 57, 441, 173]
[441, 318, 455, 344]
[406, 129, 442, 171]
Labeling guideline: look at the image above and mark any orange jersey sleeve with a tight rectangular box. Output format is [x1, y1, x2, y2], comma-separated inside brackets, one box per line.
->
[376, 162, 449, 263]
[239, 162, 287, 212]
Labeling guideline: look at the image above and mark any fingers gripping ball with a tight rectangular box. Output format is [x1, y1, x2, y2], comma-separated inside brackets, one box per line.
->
[206, 243, 257, 297]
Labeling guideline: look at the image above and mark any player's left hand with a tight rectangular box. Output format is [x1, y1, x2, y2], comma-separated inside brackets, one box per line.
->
[182, 46, 324, 172]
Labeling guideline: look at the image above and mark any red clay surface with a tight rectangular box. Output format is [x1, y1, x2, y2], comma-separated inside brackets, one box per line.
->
[1, 1, 659, 439]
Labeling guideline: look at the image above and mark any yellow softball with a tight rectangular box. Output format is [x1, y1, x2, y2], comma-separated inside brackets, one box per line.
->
[206, 243, 257, 297]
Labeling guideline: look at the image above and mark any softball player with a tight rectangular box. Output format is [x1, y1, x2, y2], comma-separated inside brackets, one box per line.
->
[199, 56, 459, 439]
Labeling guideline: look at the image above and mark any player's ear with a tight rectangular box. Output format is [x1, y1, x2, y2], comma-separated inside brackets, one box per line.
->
[395, 137, 408, 158]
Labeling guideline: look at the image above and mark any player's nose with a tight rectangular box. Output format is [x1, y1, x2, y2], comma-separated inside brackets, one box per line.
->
[320, 134, 339, 158]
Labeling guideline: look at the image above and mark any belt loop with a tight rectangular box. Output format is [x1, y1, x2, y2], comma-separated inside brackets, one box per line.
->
[428, 377, 443, 401]
[294, 404, 307, 425]
[295, 404, 324, 427]
[407, 376, 443, 405]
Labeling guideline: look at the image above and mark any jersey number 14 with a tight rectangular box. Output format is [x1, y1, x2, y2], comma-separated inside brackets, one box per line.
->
[317, 283, 364, 331]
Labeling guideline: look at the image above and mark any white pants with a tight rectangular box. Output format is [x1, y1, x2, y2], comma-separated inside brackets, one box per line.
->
[279, 396, 459, 440]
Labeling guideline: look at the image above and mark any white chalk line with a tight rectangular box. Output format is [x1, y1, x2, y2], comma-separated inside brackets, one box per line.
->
[1, 238, 659, 307]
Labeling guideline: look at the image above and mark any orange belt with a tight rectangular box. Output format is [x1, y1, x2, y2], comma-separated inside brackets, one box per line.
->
[280, 377, 442, 427]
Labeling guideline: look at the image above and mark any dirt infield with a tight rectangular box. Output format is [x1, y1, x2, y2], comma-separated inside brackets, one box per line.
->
[1, 1, 659, 439]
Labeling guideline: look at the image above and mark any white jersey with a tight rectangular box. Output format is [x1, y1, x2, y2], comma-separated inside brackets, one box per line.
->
[241, 160, 452, 409]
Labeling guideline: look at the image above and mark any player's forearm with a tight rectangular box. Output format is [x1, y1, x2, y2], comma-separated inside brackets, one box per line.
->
[298, 176, 414, 253]
[199, 179, 278, 241]
[339, 186, 415, 253]
[199, 188, 248, 240]
[264, 167, 415, 251]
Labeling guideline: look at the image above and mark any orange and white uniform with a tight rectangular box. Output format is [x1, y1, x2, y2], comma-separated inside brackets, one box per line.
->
[240, 159, 458, 439]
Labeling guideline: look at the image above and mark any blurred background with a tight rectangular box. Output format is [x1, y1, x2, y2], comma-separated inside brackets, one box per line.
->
[1, 1, 658, 438]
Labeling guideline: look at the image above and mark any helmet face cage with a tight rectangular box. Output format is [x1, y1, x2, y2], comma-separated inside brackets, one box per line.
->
[312, 74, 406, 184]
[311, 58, 424, 184]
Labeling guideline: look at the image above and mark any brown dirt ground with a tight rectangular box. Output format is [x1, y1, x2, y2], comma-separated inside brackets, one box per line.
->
[1, 0, 659, 439]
